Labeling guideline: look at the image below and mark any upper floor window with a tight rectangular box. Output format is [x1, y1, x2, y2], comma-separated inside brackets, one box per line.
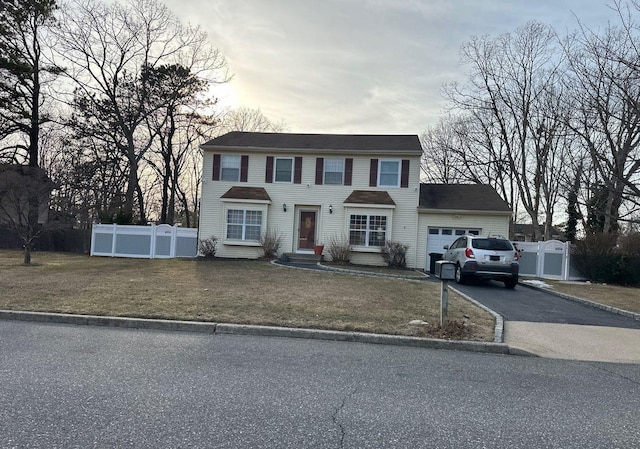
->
[213, 154, 248, 182]
[378, 160, 400, 187]
[274, 157, 293, 183]
[221, 155, 241, 181]
[324, 158, 344, 185]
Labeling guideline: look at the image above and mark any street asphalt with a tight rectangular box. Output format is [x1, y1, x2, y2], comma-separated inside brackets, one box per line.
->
[1, 320, 639, 449]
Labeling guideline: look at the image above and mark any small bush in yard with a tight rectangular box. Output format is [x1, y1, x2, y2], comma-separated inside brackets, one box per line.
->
[327, 235, 352, 264]
[198, 236, 218, 258]
[260, 229, 282, 259]
[381, 240, 408, 268]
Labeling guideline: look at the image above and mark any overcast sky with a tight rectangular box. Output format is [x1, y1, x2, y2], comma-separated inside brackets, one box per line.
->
[165, 0, 620, 135]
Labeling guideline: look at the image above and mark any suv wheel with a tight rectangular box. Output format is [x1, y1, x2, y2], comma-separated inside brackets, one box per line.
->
[504, 276, 517, 289]
[455, 264, 466, 285]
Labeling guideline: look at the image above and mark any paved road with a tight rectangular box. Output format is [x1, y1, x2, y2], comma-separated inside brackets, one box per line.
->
[450, 279, 640, 328]
[1, 320, 639, 448]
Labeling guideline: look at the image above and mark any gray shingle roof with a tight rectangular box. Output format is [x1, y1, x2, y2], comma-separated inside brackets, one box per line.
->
[419, 184, 511, 212]
[344, 190, 396, 206]
[203, 132, 422, 153]
[221, 187, 271, 201]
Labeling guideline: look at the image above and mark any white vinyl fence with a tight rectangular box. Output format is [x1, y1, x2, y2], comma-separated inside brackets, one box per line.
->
[91, 224, 198, 258]
[513, 240, 583, 281]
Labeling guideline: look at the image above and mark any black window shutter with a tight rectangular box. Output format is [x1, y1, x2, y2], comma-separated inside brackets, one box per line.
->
[344, 158, 353, 186]
[212, 154, 220, 181]
[240, 155, 249, 182]
[315, 158, 324, 185]
[401, 159, 410, 188]
[369, 159, 378, 187]
[294, 157, 303, 184]
[265, 156, 274, 183]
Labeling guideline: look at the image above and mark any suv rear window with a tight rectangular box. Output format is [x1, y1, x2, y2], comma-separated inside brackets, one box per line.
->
[471, 238, 513, 251]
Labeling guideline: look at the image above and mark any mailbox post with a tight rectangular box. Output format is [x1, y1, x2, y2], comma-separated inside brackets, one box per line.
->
[434, 260, 456, 327]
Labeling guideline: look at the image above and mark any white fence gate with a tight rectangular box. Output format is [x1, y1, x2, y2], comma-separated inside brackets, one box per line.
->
[91, 224, 198, 258]
[513, 240, 583, 281]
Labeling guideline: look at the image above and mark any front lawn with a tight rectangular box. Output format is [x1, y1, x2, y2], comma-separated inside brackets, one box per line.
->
[0, 250, 495, 341]
[537, 279, 640, 314]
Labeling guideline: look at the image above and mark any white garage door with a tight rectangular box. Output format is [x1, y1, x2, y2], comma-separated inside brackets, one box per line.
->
[426, 227, 481, 269]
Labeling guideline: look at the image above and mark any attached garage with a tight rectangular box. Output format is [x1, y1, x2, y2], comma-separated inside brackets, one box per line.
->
[416, 184, 512, 272]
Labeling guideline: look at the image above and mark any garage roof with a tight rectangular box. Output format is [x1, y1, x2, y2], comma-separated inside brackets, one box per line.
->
[419, 184, 511, 212]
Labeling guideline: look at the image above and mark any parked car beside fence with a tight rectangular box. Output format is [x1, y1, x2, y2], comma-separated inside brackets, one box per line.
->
[443, 235, 519, 288]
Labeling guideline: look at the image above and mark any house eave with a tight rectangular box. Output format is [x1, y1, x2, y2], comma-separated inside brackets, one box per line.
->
[344, 203, 396, 210]
[417, 207, 512, 216]
[221, 198, 272, 205]
[201, 144, 423, 157]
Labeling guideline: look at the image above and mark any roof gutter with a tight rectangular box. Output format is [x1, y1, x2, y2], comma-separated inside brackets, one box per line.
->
[417, 207, 512, 216]
[200, 145, 423, 157]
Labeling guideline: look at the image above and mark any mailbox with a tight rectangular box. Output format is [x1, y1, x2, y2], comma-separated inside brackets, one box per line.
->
[434, 260, 456, 280]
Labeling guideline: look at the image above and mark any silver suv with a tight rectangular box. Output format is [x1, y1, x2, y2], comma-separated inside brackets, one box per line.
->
[443, 235, 519, 289]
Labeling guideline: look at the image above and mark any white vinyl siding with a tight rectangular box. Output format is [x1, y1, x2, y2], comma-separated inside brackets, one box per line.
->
[227, 209, 262, 241]
[378, 159, 400, 187]
[221, 155, 241, 181]
[274, 157, 293, 182]
[324, 158, 344, 185]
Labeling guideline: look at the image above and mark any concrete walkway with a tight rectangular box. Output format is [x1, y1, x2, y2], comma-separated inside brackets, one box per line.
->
[505, 321, 640, 363]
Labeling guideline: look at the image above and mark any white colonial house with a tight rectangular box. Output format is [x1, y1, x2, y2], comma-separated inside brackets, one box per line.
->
[198, 132, 512, 270]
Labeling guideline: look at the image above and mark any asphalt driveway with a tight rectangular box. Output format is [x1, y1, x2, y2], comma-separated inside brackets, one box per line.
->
[445, 279, 640, 362]
[450, 279, 640, 328]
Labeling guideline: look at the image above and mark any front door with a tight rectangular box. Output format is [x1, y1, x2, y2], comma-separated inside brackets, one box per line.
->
[298, 211, 316, 250]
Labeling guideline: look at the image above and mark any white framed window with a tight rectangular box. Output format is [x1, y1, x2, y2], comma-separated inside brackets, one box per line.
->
[378, 159, 400, 187]
[227, 209, 262, 241]
[324, 158, 344, 185]
[349, 214, 387, 247]
[221, 155, 241, 181]
[274, 157, 293, 183]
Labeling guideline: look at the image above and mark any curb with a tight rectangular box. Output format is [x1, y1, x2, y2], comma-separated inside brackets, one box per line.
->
[519, 282, 640, 322]
[0, 309, 524, 355]
[449, 285, 505, 344]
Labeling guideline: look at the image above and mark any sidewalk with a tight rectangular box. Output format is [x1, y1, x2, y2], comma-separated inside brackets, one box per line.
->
[505, 321, 640, 363]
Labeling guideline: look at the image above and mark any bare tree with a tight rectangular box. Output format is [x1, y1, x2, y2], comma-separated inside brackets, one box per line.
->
[0, 164, 58, 263]
[562, 2, 640, 233]
[55, 0, 228, 223]
[220, 106, 286, 133]
[445, 21, 568, 240]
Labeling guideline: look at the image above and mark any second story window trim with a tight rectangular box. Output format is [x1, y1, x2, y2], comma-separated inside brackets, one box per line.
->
[212, 154, 249, 182]
[266, 156, 303, 184]
[369, 158, 410, 188]
[221, 154, 241, 182]
[378, 159, 401, 188]
[274, 157, 294, 183]
[315, 157, 353, 186]
[324, 158, 344, 185]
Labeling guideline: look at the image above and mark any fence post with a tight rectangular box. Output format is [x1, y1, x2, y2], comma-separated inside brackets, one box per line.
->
[111, 224, 117, 257]
[563, 241, 571, 281]
[90, 224, 95, 256]
[149, 223, 156, 259]
[170, 225, 177, 258]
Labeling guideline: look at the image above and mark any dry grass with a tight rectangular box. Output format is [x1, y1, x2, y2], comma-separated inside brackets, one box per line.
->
[0, 250, 495, 341]
[540, 279, 640, 314]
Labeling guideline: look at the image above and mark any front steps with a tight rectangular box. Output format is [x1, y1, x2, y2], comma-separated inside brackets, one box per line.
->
[281, 252, 322, 264]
